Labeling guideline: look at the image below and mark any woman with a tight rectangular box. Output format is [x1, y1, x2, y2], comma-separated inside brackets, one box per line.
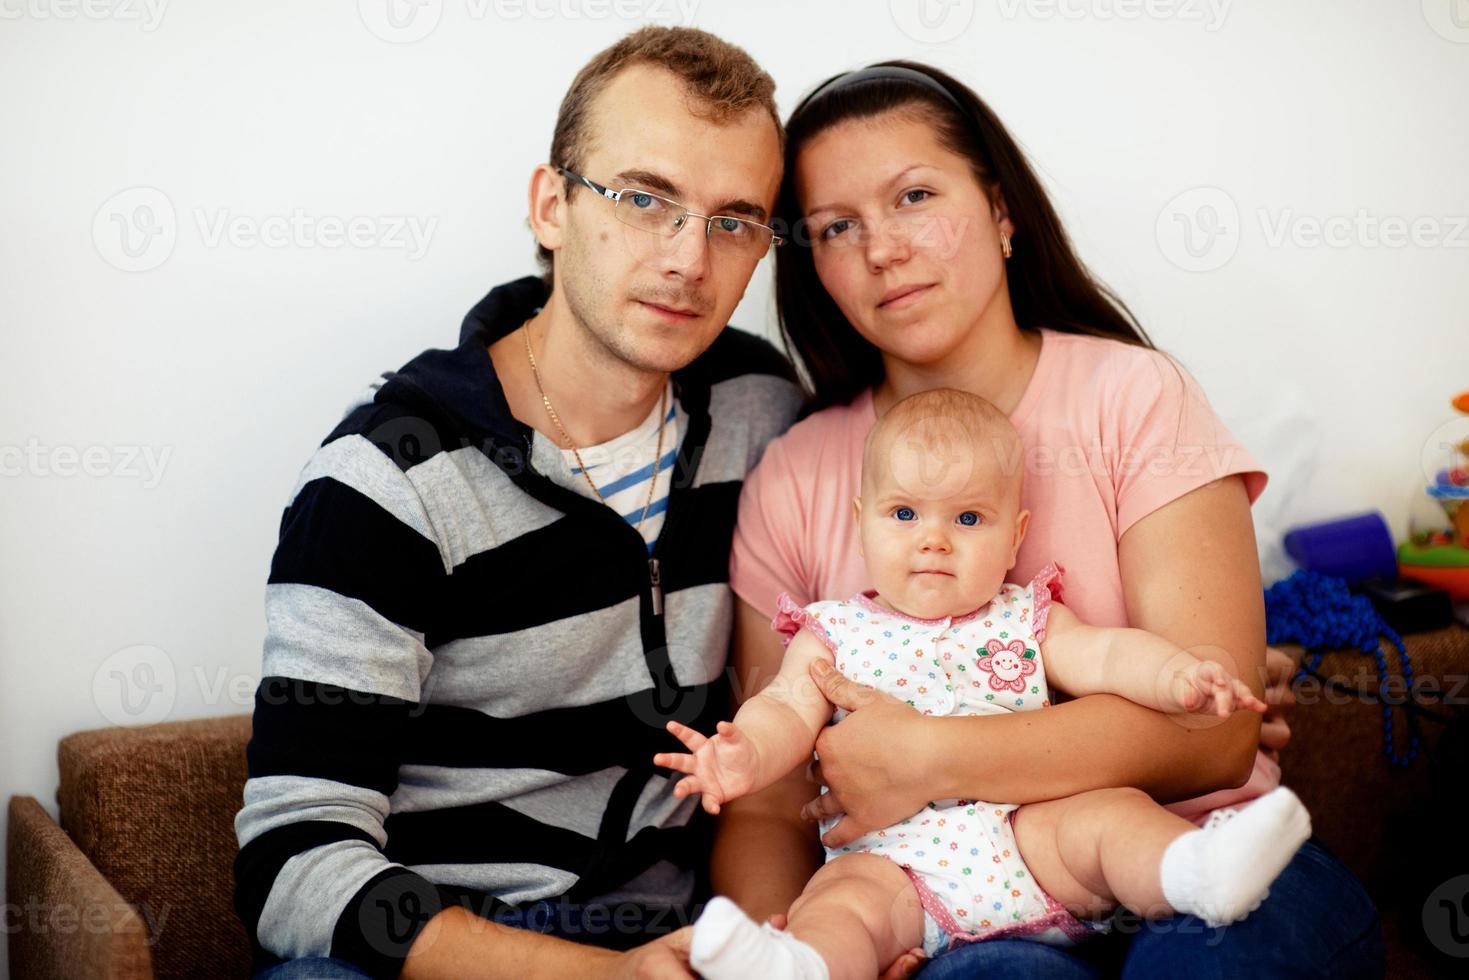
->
[710, 63, 1383, 978]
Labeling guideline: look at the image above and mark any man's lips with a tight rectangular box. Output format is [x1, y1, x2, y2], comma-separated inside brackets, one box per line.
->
[878, 283, 934, 309]
[638, 300, 702, 320]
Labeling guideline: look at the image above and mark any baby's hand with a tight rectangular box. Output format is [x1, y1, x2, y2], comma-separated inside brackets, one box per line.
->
[652, 720, 759, 815]
[1168, 660, 1269, 718]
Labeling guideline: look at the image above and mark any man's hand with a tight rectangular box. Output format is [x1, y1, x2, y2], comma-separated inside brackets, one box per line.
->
[801, 660, 933, 849]
[607, 926, 696, 979]
[766, 912, 926, 979]
[654, 720, 759, 816]
[1260, 645, 1297, 762]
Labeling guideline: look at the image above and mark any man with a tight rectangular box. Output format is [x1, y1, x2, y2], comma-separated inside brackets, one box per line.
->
[234, 27, 800, 979]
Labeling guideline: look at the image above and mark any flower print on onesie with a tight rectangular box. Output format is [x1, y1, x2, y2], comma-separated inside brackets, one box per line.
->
[772, 563, 1109, 951]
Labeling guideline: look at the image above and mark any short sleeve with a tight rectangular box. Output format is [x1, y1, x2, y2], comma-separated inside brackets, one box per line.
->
[771, 592, 840, 655]
[1111, 350, 1268, 539]
[730, 436, 811, 619]
[1028, 562, 1065, 644]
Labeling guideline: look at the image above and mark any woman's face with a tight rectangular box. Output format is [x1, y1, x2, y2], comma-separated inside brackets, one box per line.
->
[794, 110, 1014, 369]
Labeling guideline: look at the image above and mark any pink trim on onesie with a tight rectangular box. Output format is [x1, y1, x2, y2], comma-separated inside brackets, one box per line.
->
[853, 591, 986, 627]
[771, 592, 840, 655]
[1029, 562, 1066, 644]
[900, 809, 1098, 950]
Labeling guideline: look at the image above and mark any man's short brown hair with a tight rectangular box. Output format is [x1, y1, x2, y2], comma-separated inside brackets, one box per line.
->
[537, 26, 781, 284]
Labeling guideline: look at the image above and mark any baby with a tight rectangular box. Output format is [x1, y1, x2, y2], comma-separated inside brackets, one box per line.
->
[654, 388, 1311, 979]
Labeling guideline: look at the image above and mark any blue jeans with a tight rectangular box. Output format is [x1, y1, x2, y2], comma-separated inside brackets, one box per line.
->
[254, 959, 371, 979]
[917, 837, 1384, 979]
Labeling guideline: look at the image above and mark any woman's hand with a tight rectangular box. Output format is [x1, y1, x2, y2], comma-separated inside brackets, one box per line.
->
[1260, 645, 1297, 762]
[799, 660, 935, 849]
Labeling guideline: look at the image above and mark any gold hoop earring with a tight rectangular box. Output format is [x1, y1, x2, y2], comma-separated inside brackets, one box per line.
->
[1000, 230, 1013, 259]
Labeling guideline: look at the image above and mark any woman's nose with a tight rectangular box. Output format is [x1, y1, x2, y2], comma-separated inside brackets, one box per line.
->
[866, 218, 911, 272]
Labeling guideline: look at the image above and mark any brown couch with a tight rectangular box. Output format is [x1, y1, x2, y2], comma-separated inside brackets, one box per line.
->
[8, 629, 1467, 980]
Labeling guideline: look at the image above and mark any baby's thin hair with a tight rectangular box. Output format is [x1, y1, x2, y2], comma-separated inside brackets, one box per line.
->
[862, 388, 1021, 496]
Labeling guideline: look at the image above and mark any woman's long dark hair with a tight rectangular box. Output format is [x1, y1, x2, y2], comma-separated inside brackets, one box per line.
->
[775, 61, 1153, 411]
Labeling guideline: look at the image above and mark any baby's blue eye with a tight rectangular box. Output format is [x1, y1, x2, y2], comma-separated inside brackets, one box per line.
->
[957, 512, 980, 526]
[893, 507, 916, 522]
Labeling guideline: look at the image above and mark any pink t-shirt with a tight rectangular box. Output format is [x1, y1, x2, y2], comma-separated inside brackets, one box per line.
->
[729, 327, 1278, 823]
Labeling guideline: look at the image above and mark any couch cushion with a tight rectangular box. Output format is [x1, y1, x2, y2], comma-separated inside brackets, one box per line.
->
[58, 714, 253, 980]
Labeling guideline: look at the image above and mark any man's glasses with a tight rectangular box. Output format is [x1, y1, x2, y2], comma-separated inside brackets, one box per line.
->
[557, 167, 783, 258]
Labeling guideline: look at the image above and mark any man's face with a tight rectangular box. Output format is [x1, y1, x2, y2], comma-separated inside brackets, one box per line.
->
[554, 64, 783, 374]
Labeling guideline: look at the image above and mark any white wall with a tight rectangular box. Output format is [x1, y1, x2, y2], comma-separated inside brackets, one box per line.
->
[1, 1, 1465, 972]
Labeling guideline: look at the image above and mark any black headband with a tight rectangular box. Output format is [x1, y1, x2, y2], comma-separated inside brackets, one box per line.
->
[796, 65, 965, 118]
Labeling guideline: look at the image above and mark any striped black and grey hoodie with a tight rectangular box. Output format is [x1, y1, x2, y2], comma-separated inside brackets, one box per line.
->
[233, 276, 804, 978]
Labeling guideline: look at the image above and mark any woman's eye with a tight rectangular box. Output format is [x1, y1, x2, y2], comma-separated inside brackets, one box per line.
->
[821, 219, 853, 240]
[901, 189, 931, 205]
[893, 507, 916, 522]
[957, 512, 981, 526]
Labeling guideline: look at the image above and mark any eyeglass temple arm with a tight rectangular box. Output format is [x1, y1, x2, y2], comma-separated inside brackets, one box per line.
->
[555, 166, 619, 201]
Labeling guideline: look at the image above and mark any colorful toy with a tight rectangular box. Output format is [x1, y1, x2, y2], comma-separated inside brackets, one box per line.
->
[1399, 389, 1469, 600]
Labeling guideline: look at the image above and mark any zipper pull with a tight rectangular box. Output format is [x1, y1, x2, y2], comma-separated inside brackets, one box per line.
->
[649, 557, 663, 617]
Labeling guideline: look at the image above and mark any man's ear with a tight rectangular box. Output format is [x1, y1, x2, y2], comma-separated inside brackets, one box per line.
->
[1008, 508, 1030, 569]
[528, 163, 567, 254]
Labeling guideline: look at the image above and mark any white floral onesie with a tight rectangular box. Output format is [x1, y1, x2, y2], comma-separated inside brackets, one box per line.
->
[772, 563, 1108, 956]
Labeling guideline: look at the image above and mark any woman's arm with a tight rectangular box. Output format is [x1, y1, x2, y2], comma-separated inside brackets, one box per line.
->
[708, 599, 825, 922]
[803, 476, 1266, 849]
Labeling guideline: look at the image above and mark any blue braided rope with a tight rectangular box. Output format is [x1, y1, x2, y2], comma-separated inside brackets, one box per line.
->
[1264, 569, 1420, 767]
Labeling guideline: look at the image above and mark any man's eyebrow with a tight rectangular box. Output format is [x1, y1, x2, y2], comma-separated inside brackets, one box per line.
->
[611, 169, 767, 221]
[806, 164, 939, 216]
[613, 170, 682, 198]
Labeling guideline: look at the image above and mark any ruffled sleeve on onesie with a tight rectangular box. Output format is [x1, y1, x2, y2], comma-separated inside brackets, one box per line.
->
[1029, 562, 1066, 644]
[771, 592, 840, 655]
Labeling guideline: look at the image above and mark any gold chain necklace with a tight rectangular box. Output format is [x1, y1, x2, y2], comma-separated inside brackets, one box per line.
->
[523, 325, 667, 533]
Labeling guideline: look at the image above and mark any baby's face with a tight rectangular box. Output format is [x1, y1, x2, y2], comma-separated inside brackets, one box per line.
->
[857, 437, 1028, 620]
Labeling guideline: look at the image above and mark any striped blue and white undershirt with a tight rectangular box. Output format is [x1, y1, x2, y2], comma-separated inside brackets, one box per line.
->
[533, 381, 680, 551]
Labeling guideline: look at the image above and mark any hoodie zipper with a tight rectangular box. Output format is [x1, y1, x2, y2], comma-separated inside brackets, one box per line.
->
[648, 557, 663, 617]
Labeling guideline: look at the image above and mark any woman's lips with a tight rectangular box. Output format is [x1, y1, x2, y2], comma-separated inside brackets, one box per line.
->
[878, 283, 934, 310]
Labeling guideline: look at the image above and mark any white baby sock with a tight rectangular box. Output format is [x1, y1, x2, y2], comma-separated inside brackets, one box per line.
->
[690, 896, 830, 980]
[1159, 785, 1312, 928]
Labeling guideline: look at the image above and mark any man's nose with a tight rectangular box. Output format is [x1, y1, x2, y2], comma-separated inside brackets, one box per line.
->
[655, 217, 711, 282]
